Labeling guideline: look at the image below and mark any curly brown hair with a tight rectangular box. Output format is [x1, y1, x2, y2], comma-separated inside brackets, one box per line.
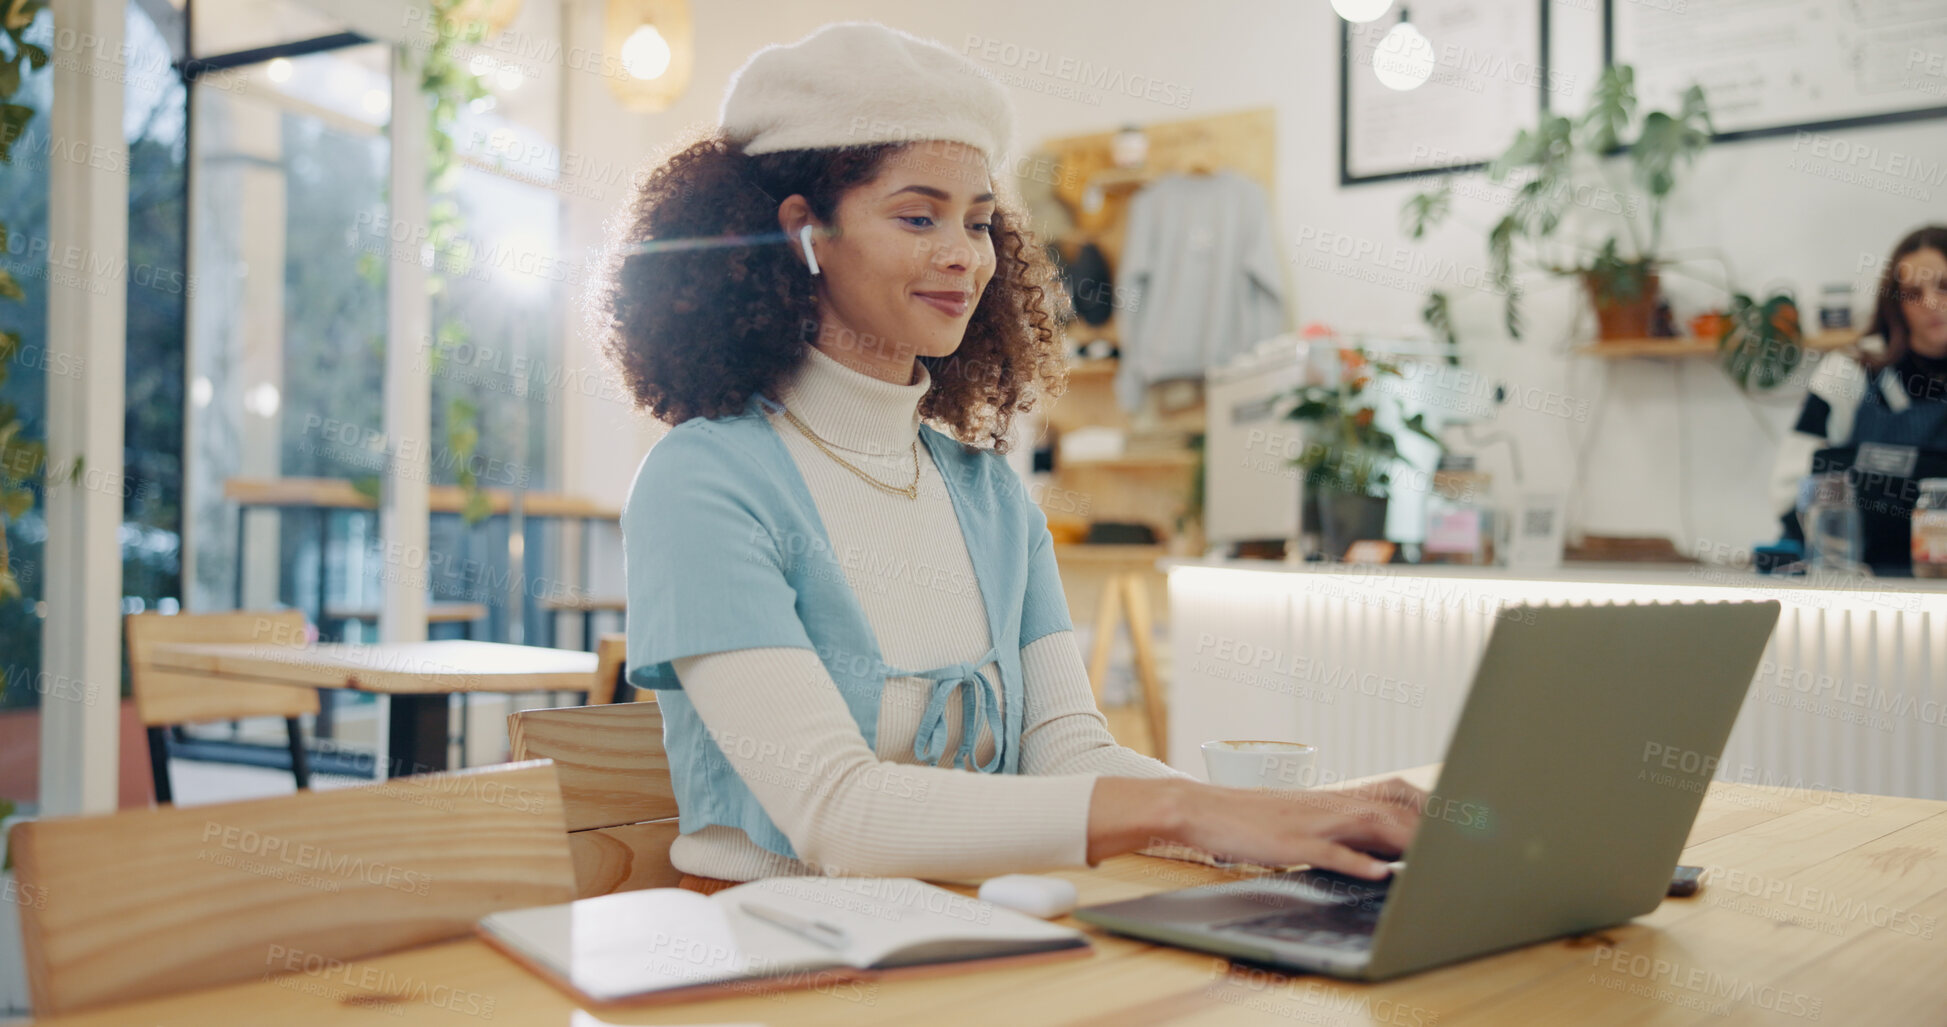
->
[595, 128, 1068, 453]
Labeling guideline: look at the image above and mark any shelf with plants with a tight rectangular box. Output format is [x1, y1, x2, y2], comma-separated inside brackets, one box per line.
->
[1403, 65, 1713, 346]
[1574, 331, 1857, 359]
[1401, 65, 1835, 395]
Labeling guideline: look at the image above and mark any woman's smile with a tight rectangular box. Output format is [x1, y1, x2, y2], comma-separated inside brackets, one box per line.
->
[913, 290, 971, 317]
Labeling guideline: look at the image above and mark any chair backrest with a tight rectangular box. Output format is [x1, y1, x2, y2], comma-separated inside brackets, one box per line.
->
[8, 761, 575, 1016]
[588, 632, 628, 706]
[507, 700, 679, 897]
[125, 610, 320, 727]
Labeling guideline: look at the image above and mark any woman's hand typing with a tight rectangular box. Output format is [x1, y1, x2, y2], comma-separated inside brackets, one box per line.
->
[1087, 776, 1425, 880]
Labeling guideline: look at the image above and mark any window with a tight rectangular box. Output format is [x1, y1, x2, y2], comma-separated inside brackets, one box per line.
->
[0, 0, 186, 793]
[0, 2, 55, 736]
[185, 43, 391, 622]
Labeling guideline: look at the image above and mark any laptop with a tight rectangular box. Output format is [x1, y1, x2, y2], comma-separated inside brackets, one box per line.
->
[1074, 600, 1782, 981]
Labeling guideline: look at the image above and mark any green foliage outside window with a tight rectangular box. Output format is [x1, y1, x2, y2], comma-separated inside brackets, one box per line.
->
[355, 0, 494, 523]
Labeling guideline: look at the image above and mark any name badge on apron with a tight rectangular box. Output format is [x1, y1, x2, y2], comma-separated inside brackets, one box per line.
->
[1856, 442, 1919, 478]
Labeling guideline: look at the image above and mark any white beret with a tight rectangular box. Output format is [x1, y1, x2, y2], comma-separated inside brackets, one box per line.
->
[720, 21, 1015, 169]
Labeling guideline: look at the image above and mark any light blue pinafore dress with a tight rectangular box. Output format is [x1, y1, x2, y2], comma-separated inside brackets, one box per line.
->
[621, 392, 1073, 859]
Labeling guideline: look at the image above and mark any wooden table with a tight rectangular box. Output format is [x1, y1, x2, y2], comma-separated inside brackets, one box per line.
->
[224, 477, 621, 646]
[28, 767, 1947, 1024]
[151, 640, 598, 776]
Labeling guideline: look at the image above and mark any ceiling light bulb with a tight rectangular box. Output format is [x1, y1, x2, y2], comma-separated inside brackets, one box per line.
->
[1331, 0, 1393, 23]
[266, 57, 293, 83]
[362, 89, 390, 116]
[244, 383, 281, 419]
[1373, 19, 1435, 91]
[621, 24, 672, 81]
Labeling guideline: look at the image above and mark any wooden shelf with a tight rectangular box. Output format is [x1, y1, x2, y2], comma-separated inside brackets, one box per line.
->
[1573, 332, 1858, 359]
[1064, 358, 1118, 379]
[1053, 543, 1169, 565]
[1059, 452, 1198, 471]
[1046, 348, 1202, 545]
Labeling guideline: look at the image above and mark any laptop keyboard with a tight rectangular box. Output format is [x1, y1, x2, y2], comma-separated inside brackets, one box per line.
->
[1210, 870, 1390, 953]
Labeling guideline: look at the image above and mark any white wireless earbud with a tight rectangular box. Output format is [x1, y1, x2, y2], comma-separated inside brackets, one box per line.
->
[799, 223, 821, 276]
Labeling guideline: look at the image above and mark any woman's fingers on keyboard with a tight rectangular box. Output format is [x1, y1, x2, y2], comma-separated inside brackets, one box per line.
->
[1301, 841, 1396, 880]
[1346, 777, 1430, 811]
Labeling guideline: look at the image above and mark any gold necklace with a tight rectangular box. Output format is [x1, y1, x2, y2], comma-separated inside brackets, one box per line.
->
[778, 406, 921, 500]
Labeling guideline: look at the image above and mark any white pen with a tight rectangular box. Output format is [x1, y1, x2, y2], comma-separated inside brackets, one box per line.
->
[740, 900, 851, 951]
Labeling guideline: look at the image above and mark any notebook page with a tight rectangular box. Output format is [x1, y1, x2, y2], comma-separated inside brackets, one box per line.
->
[480, 887, 837, 1002]
[719, 877, 1085, 969]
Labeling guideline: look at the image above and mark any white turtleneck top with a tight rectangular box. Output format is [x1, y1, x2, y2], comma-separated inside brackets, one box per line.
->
[667, 343, 1189, 881]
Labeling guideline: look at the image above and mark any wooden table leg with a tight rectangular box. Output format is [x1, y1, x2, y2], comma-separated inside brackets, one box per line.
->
[147, 726, 173, 805]
[1086, 574, 1123, 707]
[1119, 572, 1167, 760]
[387, 694, 450, 776]
[285, 716, 311, 789]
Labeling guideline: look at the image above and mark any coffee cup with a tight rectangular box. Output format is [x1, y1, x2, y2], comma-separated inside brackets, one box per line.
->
[1201, 739, 1319, 790]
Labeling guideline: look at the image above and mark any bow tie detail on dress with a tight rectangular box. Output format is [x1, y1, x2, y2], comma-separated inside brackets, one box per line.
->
[894, 645, 1005, 773]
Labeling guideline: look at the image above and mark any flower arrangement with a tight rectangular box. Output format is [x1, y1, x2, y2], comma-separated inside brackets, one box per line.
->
[1282, 343, 1439, 499]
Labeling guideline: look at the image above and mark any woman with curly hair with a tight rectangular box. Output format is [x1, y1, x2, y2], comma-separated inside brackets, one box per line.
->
[606, 22, 1420, 892]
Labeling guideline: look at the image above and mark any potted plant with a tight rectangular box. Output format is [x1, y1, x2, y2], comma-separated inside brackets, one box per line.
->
[1282, 347, 1440, 561]
[1402, 65, 1714, 342]
[1718, 288, 1806, 391]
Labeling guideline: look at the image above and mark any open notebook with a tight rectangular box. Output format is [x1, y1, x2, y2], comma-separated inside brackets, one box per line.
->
[476, 875, 1092, 1006]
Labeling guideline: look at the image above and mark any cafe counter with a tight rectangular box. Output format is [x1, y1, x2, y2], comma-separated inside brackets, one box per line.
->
[1163, 558, 1947, 801]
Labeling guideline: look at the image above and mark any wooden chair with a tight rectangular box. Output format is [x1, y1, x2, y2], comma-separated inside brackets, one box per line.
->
[125, 610, 319, 804]
[7, 760, 575, 1017]
[507, 695, 679, 898]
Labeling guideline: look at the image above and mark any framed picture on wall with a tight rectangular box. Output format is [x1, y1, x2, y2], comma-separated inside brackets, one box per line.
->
[1339, 0, 1554, 185]
[1607, 0, 1947, 141]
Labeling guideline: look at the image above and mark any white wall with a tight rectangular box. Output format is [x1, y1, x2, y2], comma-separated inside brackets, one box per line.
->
[554, 1, 1947, 560]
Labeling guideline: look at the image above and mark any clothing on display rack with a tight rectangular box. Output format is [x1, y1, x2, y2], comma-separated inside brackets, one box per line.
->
[1112, 170, 1287, 412]
[1062, 240, 1117, 326]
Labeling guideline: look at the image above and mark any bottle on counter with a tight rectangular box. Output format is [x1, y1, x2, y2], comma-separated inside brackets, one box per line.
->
[1799, 471, 1864, 574]
[1818, 283, 1854, 333]
[1423, 462, 1494, 566]
[1914, 479, 1947, 579]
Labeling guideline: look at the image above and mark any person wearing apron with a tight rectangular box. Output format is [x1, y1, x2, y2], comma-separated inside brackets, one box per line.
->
[1770, 226, 1947, 559]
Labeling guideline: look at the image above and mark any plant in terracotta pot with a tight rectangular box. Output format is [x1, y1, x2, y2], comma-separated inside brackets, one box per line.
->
[1582, 238, 1659, 339]
[1282, 348, 1440, 561]
[1403, 65, 1714, 342]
